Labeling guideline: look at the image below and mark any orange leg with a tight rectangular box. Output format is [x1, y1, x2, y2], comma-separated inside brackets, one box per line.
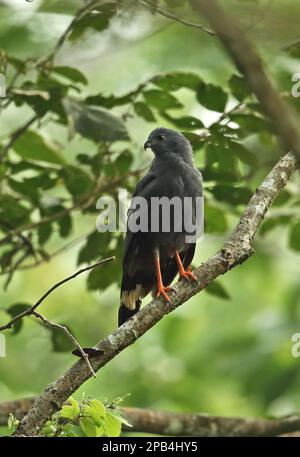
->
[154, 250, 173, 302]
[175, 250, 197, 282]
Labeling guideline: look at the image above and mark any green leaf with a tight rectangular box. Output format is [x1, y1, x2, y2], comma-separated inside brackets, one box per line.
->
[79, 416, 98, 437]
[57, 213, 72, 238]
[78, 232, 111, 265]
[143, 90, 182, 110]
[151, 72, 200, 91]
[289, 221, 300, 252]
[108, 409, 132, 428]
[38, 223, 53, 245]
[206, 281, 230, 299]
[87, 259, 119, 291]
[163, 113, 204, 130]
[229, 113, 272, 136]
[60, 397, 80, 420]
[50, 323, 75, 352]
[205, 143, 240, 181]
[69, 2, 117, 41]
[13, 131, 65, 164]
[228, 74, 250, 102]
[0, 195, 30, 227]
[211, 185, 252, 205]
[61, 165, 93, 198]
[197, 82, 228, 112]
[230, 141, 258, 166]
[52, 66, 88, 85]
[134, 102, 156, 122]
[8, 178, 40, 204]
[63, 98, 129, 142]
[7, 303, 31, 335]
[8, 413, 19, 432]
[104, 411, 122, 437]
[86, 399, 106, 426]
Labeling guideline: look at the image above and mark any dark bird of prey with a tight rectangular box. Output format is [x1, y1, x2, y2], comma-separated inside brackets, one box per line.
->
[119, 127, 203, 326]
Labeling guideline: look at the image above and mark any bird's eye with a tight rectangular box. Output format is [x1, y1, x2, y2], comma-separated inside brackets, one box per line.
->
[157, 134, 165, 141]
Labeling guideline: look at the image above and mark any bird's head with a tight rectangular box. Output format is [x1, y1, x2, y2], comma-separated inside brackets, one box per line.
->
[144, 127, 193, 164]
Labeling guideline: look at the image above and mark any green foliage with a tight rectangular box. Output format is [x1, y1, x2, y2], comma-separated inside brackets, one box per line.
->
[1, 0, 300, 435]
[40, 395, 130, 437]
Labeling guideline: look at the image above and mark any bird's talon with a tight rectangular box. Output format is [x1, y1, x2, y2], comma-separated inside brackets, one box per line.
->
[180, 269, 197, 282]
[157, 285, 173, 302]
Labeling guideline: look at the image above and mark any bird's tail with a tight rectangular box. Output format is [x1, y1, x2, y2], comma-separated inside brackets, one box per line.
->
[118, 299, 141, 327]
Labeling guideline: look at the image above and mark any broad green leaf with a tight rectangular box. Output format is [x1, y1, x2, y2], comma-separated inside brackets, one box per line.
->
[104, 411, 122, 437]
[211, 185, 252, 205]
[230, 141, 258, 166]
[151, 72, 200, 91]
[60, 397, 80, 420]
[50, 323, 75, 352]
[86, 399, 106, 426]
[205, 143, 240, 181]
[7, 303, 31, 335]
[52, 66, 88, 85]
[163, 113, 204, 130]
[38, 223, 53, 245]
[87, 260, 119, 291]
[143, 90, 182, 110]
[57, 213, 72, 238]
[78, 232, 111, 265]
[134, 102, 156, 122]
[13, 131, 65, 165]
[0, 195, 30, 227]
[228, 74, 250, 102]
[229, 113, 272, 136]
[79, 416, 98, 437]
[63, 98, 129, 142]
[197, 82, 228, 112]
[69, 3, 117, 41]
[61, 165, 93, 198]
[8, 178, 40, 204]
[108, 409, 132, 428]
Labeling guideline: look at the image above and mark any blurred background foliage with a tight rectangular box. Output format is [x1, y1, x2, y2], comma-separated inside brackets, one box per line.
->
[0, 0, 300, 436]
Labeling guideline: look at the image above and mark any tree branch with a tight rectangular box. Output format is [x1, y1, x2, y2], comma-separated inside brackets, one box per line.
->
[1, 398, 300, 437]
[0, 115, 38, 163]
[32, 311, 97, 378]
[11, 151, 297, 436]
[0, 257, 115, 377]
[140, 0, 215, 36]
[190, 0, 300, 163]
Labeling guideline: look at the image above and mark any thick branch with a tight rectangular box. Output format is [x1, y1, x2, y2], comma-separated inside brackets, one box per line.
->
[12, 152, 297, 436]
[1, 398, 300, 437]
[190, 0, 300, 162]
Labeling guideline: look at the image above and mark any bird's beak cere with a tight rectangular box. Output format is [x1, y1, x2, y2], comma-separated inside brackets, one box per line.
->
[144, 140, 152, 151]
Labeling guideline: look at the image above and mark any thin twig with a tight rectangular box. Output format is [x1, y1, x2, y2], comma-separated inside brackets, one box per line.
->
[0, 256, 115, 332]
[140, 0, 215, 35]
[0, 115, 38, 162]
[32, 311, 96, 378]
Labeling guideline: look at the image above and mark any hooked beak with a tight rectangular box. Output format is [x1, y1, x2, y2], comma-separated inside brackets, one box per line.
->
[144, 140, 152, 151]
